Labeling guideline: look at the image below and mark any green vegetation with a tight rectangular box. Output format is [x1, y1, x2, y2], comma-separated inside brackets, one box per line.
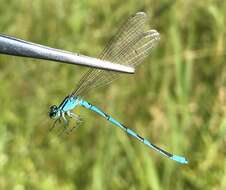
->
[0, 0, 225, 189]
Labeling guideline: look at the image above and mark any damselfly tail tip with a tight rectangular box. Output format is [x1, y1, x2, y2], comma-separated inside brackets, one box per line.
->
[171, 155, 188, 164]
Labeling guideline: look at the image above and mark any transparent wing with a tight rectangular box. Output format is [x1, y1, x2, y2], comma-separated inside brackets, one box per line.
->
[71, 12, 160, 97]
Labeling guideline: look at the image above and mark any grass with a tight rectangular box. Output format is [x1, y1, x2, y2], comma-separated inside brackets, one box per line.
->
[0, 0, 225, 189]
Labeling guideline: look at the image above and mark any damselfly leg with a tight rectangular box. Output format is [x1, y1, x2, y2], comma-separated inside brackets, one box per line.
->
[62, 112, 69, 125]
[49, 119, 59, 132]
[65, 111, 84, 134]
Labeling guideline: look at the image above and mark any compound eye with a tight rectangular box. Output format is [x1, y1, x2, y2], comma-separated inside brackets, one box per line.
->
[49, 111, 56, 118]
[50, 105, 57, 110]
[49, 105, 58, 118]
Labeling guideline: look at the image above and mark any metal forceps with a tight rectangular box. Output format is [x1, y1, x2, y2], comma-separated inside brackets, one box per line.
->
[0, 34, 134, 73]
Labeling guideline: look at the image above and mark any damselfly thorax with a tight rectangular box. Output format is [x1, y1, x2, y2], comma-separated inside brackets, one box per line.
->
[49, 96, 81, 124]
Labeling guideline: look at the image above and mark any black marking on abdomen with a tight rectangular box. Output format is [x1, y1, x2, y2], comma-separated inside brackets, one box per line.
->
[137, 134, 144, 141]
[103, 112, 110, 120]
[150, 143, 173, 157]
[120, 123, 143, 141]
[88, 103, 93, 108]
[88, 101, 110, 120]
[85, 101, 93, 109]
[117, 122, 172, 158]
[120, 123, 128, 131]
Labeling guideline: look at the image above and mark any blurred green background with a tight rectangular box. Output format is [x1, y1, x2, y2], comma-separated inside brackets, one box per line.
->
[0, 0, 225, 189]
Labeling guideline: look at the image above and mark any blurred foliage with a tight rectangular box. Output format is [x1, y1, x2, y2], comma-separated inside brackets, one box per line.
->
[0, 0, 225, 189]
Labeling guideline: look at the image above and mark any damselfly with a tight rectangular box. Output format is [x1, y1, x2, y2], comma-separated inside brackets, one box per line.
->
[49, 12, 188, 164]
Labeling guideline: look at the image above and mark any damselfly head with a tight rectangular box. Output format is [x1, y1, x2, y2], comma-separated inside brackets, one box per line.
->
[49, 105, 60, 119]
